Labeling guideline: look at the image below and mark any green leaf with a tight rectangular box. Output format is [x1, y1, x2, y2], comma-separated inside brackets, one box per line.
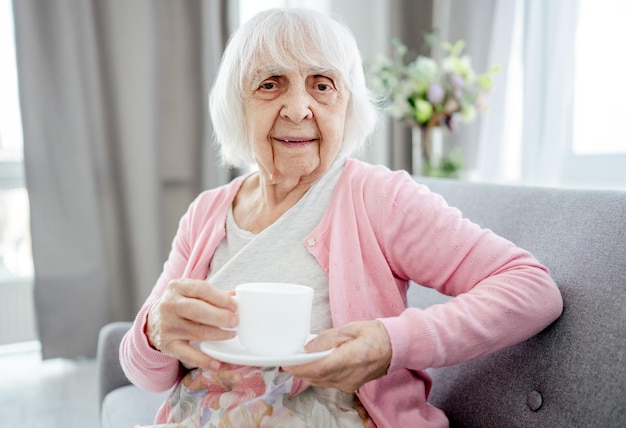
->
[451, 39, 466, 56]
[490, 64, 502, 74]
[476, 74, 493, 89]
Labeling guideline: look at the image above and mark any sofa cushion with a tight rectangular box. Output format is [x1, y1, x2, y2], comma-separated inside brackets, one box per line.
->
[101, 385, 170, 428]
[413, 178, 626, 428]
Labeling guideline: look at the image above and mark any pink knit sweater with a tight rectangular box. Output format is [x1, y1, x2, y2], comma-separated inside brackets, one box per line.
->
[120, 158, 563, 427]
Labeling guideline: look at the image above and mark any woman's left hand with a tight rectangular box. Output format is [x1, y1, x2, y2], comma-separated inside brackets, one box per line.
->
[284, 320, 392, 393]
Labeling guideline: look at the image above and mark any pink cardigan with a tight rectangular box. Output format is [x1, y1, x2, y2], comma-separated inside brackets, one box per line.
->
[120, 158, 563, 427]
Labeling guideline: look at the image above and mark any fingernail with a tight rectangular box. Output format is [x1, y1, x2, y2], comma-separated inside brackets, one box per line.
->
[229, 315, 238, 328]
[229, 295, 238, 312]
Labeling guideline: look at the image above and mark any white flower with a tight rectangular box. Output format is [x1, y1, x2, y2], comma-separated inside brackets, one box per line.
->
[411, 57, 438, 82]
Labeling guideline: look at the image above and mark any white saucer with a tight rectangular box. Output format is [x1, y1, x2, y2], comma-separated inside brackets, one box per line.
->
[199, 334, 332, 367]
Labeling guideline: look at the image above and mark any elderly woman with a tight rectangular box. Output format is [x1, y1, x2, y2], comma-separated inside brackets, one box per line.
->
[120, 8, 563, 427]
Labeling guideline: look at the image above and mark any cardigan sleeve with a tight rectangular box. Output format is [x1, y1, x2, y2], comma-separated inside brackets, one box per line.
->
[375, 172, 563, 373]
[118, 176, 244, 392]
[119, 195, 201, 392]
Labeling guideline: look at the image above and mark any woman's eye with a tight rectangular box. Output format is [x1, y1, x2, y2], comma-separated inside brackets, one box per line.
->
[316, 83, 332, 91]
[312, 76, 336, 93]
[260, 82, 276, 90]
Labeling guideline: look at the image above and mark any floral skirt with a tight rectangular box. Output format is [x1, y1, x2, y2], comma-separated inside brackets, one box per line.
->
[138, 364, 367, 428]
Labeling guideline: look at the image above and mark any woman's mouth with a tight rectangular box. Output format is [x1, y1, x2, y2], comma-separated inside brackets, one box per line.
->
[274, 137, 317, 146]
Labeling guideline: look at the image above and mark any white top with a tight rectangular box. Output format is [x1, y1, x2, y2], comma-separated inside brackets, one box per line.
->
[207, 157, 346, 333]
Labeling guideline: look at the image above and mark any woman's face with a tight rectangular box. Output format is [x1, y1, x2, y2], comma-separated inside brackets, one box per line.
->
[243, 64, 350, 184]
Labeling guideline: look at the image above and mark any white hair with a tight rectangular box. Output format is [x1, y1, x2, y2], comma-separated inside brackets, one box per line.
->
[209, 8, 379, 167]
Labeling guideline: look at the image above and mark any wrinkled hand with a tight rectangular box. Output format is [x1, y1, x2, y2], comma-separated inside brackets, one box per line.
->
[147, 279, 238, 370]
[284, 320, 392, 393]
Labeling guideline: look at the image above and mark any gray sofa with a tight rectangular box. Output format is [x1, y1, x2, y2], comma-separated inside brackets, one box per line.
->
[97, 177, 626, 427]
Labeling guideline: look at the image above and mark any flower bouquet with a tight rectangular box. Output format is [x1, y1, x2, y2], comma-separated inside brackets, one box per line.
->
[368, 35, 500, 177]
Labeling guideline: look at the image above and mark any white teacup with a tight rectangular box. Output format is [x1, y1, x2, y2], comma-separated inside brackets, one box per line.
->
[234, 282, 314, 356]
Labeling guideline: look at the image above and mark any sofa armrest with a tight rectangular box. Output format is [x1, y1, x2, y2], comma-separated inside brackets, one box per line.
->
[97, 321, 133, 410]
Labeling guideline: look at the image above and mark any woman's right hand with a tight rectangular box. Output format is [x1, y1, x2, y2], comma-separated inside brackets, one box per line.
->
[146, 279, 238, 370]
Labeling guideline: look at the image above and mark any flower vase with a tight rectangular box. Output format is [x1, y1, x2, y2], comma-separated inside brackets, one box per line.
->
[412, 126, 443, 176]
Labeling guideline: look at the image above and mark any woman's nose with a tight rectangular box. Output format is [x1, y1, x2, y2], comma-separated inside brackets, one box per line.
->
[280, 87, 313, 123]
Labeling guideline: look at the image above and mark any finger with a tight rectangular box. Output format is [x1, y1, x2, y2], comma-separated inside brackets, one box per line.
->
[152, 298, 237, 346]
[303, 327, 352, 353]
[173, 279, 237, 311]
[286, 347, 368, 392]
[286, 342, 345, 375]
[172, 297, 238, 331]
[168, 340, 223, 371]
[285, 339, 349, 382]
[167, 319, 237, 343]
[162, 280, 238, 330]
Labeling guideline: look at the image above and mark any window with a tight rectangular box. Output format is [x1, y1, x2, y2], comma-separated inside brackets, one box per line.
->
[492, 0, 626, 189]
[0, 0, 32, 281]
[572, 0, 626, 155]
[561, 0, 626, 189]
[0, 0, 36, 347]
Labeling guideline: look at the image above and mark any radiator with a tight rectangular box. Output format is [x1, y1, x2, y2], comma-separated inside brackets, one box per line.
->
[0, 278, 38, 345]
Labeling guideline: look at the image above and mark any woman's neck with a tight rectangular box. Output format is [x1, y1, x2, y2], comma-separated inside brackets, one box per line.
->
[232, 173, 313, 233]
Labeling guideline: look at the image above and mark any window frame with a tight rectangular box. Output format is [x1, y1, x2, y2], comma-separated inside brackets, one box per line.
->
[561, 152, 626, 190]
[0, 160, 25, 190]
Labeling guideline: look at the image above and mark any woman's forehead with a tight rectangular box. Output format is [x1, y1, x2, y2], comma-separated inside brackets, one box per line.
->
[252, 63, 337, 77]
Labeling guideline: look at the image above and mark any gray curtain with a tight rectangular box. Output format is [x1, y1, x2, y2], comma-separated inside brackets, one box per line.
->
[388, 0, 434, 172]
[13, 0, 231, 359]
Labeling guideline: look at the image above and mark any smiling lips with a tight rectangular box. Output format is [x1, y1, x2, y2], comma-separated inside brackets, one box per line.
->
[274, 137, 317, 144]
